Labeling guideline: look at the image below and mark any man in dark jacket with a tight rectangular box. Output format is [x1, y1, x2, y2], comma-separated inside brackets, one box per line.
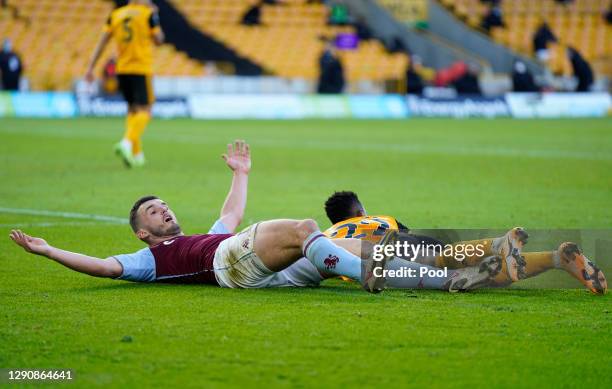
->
[0, 39, 23, 90]
[317, 41, 345, 94]
[405, 55, 425, 95]
[512, 60, 538, 92]
[453, 63, 481, 95]
[481, 5, 505, 32]
[241, 1, 263, 26]
[567, 47, 594, 92]
[533, 22, 557, 61]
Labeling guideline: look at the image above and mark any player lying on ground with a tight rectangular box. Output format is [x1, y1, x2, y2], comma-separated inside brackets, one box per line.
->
[85, 0, 164, 168]
[322, 191, 608, 294]
[8, 142, 501, 293]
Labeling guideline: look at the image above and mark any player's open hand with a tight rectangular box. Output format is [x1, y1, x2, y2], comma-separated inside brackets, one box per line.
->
[9, 230, 51, 256]
[85, 70, 95, 83]
[222, 140, 251, 174]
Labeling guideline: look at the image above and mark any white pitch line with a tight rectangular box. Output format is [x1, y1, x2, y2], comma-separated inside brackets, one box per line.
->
[0, 207, 128, 224]
[0, 221, 121, 228]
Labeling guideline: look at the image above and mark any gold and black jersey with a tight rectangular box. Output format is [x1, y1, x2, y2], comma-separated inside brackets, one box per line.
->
[104, 4, 161, 75]
[323, 215, 400, 244]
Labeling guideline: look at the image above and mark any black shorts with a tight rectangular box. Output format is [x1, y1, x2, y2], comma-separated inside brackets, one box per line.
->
[117, 74, 154, 106]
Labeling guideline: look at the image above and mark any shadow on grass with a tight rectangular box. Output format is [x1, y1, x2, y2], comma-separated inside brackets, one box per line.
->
[60, 282, 364, 295]
[53, 279, 604, 300]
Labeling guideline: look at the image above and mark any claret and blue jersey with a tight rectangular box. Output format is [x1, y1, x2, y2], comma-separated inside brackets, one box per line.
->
[112, 219, 231, 284]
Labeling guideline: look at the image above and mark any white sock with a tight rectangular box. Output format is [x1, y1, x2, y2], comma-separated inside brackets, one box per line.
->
[302, 231, 362, 281]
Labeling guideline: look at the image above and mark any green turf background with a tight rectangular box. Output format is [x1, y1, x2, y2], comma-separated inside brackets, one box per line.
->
[1, 118, 611, 387]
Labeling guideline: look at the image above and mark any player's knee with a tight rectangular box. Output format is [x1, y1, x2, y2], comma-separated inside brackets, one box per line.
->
[295, 219, 319, 241]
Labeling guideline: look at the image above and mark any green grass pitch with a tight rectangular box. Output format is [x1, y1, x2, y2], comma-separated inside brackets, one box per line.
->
[0, 117, 611, 387]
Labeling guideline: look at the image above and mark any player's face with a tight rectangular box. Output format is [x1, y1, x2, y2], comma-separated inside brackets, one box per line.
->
[137, 199, 182, 239]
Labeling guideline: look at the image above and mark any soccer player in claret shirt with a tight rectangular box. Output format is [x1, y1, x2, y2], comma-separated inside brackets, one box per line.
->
[323, 191, 608, 294]
[8, 141, 502, 293]
[85, 0, 164, 168]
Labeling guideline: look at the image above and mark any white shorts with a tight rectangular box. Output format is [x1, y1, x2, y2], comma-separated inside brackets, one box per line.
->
[213, 223, 323, 289]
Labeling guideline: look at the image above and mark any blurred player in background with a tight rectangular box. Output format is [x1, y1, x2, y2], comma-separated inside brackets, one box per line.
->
[85, 0, 164, 168]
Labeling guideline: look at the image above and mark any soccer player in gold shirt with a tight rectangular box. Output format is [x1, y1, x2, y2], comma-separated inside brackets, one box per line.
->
[86, 0, 164, 167]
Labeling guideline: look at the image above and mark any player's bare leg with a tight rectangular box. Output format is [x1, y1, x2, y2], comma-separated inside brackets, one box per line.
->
[252, 219, 317, 271]
[254, 219, 387, 292]
[253, 219, 385, 292]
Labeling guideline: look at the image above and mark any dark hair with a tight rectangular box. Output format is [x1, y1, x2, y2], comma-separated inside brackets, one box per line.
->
[324, 191, 361, 224]
[129, 195, 159, 232]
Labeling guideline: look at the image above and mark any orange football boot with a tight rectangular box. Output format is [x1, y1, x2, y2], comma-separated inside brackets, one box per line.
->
[492, 227, 529, 282]
[557, 242, 607, 295]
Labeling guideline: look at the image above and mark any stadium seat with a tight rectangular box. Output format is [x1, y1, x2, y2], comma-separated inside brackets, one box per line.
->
[2, 0, 204, 90]
[438, 0, 611, 76]
[170, 0, 409, 82]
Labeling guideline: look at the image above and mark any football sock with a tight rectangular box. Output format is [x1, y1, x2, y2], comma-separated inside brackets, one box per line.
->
[491, 251, 555, 286]
[434, 238, 493, 268]
[302, 231, 362, 281]
[132, 138, 142, 156]
[523, 251, 556, 275]
[130, 111, 151, 155]
[385, 258, 451, 289]
[122, 112, 136, 149]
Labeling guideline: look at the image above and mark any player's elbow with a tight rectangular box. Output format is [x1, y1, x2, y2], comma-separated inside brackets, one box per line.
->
[232, 215, 243, 228]
[153, 33, 165, 46]
[97, 258, 123, 278]
[220, 214, 242, 233]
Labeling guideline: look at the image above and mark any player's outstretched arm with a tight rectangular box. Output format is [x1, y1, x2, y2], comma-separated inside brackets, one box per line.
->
[9, 230, 122, 278]
[152, 29, 165, 46]
[85, 32, 111, 82]
[219, 140, 251, 233]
